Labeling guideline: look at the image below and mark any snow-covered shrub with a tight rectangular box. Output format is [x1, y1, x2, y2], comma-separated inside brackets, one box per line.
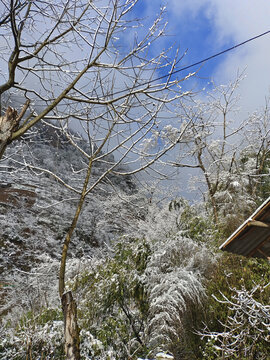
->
[141, 209, 216, 355]
[144, 235, 209, 352]
[0, 307, 118, 359]
[200, 284, 270, 359]
[199, 253, 270, 360]
[132, 200, 216, 357]
[0, 309, 64, 359]
[71, 238, 151, 360]
[70, 200, 216, 359]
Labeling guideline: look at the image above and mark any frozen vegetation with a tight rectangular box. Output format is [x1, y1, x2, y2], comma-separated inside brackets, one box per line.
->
[0, 1, 269, 358]
[0, 125, 213, 359]
[0, 122, 269, 359]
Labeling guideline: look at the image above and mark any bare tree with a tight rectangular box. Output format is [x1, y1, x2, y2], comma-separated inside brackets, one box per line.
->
[171, 75, 270, 230]
[0, 1, 192, 358]
[172, 76, 245, 223]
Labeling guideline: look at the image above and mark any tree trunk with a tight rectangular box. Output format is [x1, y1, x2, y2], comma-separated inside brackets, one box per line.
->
[0, 101, 30, 159]
[0, 107, 18, 158]
[59, 158, 93, 359]
[61, 291, 80, 360]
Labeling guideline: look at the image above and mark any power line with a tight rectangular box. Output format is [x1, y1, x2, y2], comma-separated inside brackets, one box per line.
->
[110, 29, 270, 98]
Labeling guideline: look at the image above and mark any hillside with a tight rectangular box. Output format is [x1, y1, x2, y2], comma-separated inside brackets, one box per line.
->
[0, 123, 143, 316]
[1, 125, 269, 360]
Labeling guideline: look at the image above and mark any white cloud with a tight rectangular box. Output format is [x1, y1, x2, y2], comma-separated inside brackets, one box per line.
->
[205, 1, 270, 42]
[164, 0, 270, 113]
[167, 0, 270, 42]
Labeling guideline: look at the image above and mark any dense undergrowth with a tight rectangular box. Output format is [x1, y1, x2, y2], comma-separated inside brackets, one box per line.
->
[1, 120, 270, 359]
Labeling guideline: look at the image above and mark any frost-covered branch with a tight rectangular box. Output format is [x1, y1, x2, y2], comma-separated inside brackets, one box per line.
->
[199, 284, 270, 359]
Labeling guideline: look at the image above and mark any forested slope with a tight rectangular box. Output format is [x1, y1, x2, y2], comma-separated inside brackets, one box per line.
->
[1, 118, 270, 359]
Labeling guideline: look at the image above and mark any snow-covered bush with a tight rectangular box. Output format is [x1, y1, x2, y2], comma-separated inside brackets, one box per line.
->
[71, 238, 151, 359]
[0, 309, 64, 359]
[200, 284, 270, 359]
[70, 201, 216, 359]
[0, 308, 118, 359]
[145, 235, 210, 352]
[138, 203, 216, 356]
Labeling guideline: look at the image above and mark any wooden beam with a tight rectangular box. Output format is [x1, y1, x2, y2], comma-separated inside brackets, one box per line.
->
[248, 237, 270, 257]
[257, 248, 270, 260]
[247, 220, 270, 228]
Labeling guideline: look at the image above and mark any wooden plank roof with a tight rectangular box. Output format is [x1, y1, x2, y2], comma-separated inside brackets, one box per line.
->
[219, 196, 270, 260]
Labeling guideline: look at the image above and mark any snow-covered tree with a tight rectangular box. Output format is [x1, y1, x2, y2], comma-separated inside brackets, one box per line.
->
[172, 75, 270, 234]
[0, 1, 194, 357]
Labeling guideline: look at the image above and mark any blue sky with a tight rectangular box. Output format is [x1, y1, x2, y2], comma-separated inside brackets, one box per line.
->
[132, 0, 270, 114]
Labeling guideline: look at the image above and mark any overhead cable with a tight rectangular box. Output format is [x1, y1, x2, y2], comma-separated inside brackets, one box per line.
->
[110, 29, 270, 97]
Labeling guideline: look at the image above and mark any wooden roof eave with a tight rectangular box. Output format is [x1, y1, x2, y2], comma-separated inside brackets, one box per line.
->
[219, 196, 270, 252]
